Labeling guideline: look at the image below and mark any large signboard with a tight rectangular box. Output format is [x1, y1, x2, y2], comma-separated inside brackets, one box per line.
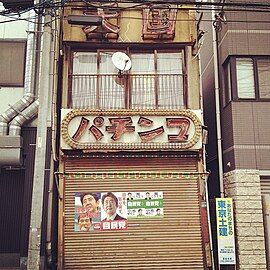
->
[61, 109, 202, 151]
[216, 198, 236, 265]
[75, 191, 164, 232]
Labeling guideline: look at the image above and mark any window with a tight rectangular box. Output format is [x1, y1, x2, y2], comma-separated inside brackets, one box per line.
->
[236, 58, 255, 99]
[257, 59, 270, 99]
[0, 40, 26, 87]
[223, 61, 232, 105]
[70, 50, 185, 110]
[224, 56, 270, 102]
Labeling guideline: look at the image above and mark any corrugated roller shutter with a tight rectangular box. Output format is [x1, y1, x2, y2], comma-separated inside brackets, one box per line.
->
[62, 156, 204, 269]
[261, 178, 270, 195]
[64, 155, 198, 172]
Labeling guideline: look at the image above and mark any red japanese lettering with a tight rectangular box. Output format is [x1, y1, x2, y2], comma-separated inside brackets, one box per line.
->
[166, 118, 190, 142]
[93, 116, 104, 127]
[89, 125, 104, 141]
[138, 126, 164, 142]
[138, 116, 153, 127]
[72, 117, 89, 141]
[106, 117, 135, 141]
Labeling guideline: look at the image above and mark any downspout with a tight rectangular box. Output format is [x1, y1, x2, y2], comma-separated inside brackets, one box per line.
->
[0, 9, 37, 136]
[46, 12, 60, 267]
[211, 1, 224, 198]
[8, 0, 44, 136]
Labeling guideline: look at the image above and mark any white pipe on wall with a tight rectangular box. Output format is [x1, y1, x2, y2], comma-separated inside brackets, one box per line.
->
[0, 9, 37, 135]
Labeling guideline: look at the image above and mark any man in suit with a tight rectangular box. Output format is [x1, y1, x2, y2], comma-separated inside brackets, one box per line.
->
[78, 213, 92, 231]
[101, 192, 126, 221]
[80, 192, 99, 214]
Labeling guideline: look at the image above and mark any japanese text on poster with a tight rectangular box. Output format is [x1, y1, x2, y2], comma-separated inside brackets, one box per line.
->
[74, 191, 164, 232]
[127, 191, 164, 218]
[216, 198, 236, 265]
[74, 192, 127, 232]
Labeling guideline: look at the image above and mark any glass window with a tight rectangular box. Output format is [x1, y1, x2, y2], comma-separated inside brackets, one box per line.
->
[157, 53, 183, 109]
[236, 58, 255, 99]
[131, 53, 155, 109]
[223, 62, 232, 106]
[0, 40, 26, 87]
[257, 59, 270, 99]
[71, 50, 185, 110]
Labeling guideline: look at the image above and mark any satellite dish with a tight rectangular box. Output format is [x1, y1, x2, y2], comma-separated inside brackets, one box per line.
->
[112, 52, 132, 71]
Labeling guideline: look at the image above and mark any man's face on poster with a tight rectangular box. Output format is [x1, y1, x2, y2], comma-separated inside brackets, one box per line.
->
[78, 215, 91, 231]
[82, 194, 99, 213]
[103, 196, 117, 217]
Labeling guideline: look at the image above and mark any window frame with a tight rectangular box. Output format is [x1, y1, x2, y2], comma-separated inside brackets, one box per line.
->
[0, 40, 27, 87]
[224, 56, 270, 105]
[68, 47, 187, 110]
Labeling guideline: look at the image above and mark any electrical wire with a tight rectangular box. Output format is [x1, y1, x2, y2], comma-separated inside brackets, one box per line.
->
[1, 0, 270, 26]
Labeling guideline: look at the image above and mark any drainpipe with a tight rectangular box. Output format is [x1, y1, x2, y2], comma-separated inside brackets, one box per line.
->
[0, 8, 39, 166]
[211, 2, 224, 198]
[27, 8, 53, 269]
[46, 13, 59, 267]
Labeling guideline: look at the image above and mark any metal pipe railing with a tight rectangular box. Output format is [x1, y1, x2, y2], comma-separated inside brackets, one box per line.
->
[70, 73, 185, 110]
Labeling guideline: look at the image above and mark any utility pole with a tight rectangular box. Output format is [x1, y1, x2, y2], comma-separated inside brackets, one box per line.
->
[27, 8, 52, 270]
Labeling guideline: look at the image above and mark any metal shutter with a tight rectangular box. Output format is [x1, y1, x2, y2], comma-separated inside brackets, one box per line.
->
[61, 155, 204, 269]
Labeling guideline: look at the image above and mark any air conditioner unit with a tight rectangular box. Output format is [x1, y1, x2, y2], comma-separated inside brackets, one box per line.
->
[1, 0, 34, 9]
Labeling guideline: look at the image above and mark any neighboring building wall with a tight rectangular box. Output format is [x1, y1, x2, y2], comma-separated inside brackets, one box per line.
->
[223, 102, 270, 173]
[200, 2, 270, 269]
[0, 4, 28, 112]
[224, 169, 267, 270]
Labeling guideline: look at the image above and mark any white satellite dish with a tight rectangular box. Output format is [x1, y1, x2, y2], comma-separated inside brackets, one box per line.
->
[112, 52, 132, 71]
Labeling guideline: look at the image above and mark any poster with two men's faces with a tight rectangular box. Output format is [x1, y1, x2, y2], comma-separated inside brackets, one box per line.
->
[74, 191, 164, 232]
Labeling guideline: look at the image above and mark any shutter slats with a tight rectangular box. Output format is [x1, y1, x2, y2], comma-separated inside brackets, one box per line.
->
[62, 156, 204, 269]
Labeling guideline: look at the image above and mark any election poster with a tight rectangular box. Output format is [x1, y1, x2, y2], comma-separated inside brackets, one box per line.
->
[216, 198, 236, 265]
[74, 192, 128, 231]
[100, 192, 128, 231]
[74, 191, 164, 232]
[74, 192, 101, 231]
[127, 191, 164, 219]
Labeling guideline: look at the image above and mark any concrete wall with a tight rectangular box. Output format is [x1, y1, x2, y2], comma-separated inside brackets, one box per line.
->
[224, 169, 267, 270]
[0, 4, 28, 115]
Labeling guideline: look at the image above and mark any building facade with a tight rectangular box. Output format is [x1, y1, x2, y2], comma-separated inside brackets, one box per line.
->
[0, 2, 58, 269]
[200, 1, 270, 269]
[58, 1, 211, 269]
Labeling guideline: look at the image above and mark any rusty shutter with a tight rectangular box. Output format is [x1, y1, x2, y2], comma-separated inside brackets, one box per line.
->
[62, 155, 204, 269]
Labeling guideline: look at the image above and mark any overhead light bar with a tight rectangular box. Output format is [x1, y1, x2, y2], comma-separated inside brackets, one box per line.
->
[67, 15, 102, 26]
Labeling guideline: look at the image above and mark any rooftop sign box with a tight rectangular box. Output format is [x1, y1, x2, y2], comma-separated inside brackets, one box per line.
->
[61, 109, 202, 151]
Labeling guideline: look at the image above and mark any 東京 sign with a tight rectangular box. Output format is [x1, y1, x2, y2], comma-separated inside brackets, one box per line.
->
[61, 109, 202, 151]
[216, 198, 236, 265]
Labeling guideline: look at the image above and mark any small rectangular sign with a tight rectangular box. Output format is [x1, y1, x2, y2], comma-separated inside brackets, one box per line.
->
[127, 191, 164, 218]
[216, 198, 236, 265]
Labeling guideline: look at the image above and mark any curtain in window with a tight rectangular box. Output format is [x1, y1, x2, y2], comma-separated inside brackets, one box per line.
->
[71, 51, 185, 110]
[131, 54, 155, 109]
[257, 59, 270, 99]
[157, 53, 183, 109]
[99, 52, 125, 109]
[236, 58, 255, 99]
[72, 52, 97, 108]
[72, 52, 125, 109]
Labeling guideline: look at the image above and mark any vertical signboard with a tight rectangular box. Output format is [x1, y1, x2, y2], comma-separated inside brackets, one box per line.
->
[216, 198, 236, 265]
